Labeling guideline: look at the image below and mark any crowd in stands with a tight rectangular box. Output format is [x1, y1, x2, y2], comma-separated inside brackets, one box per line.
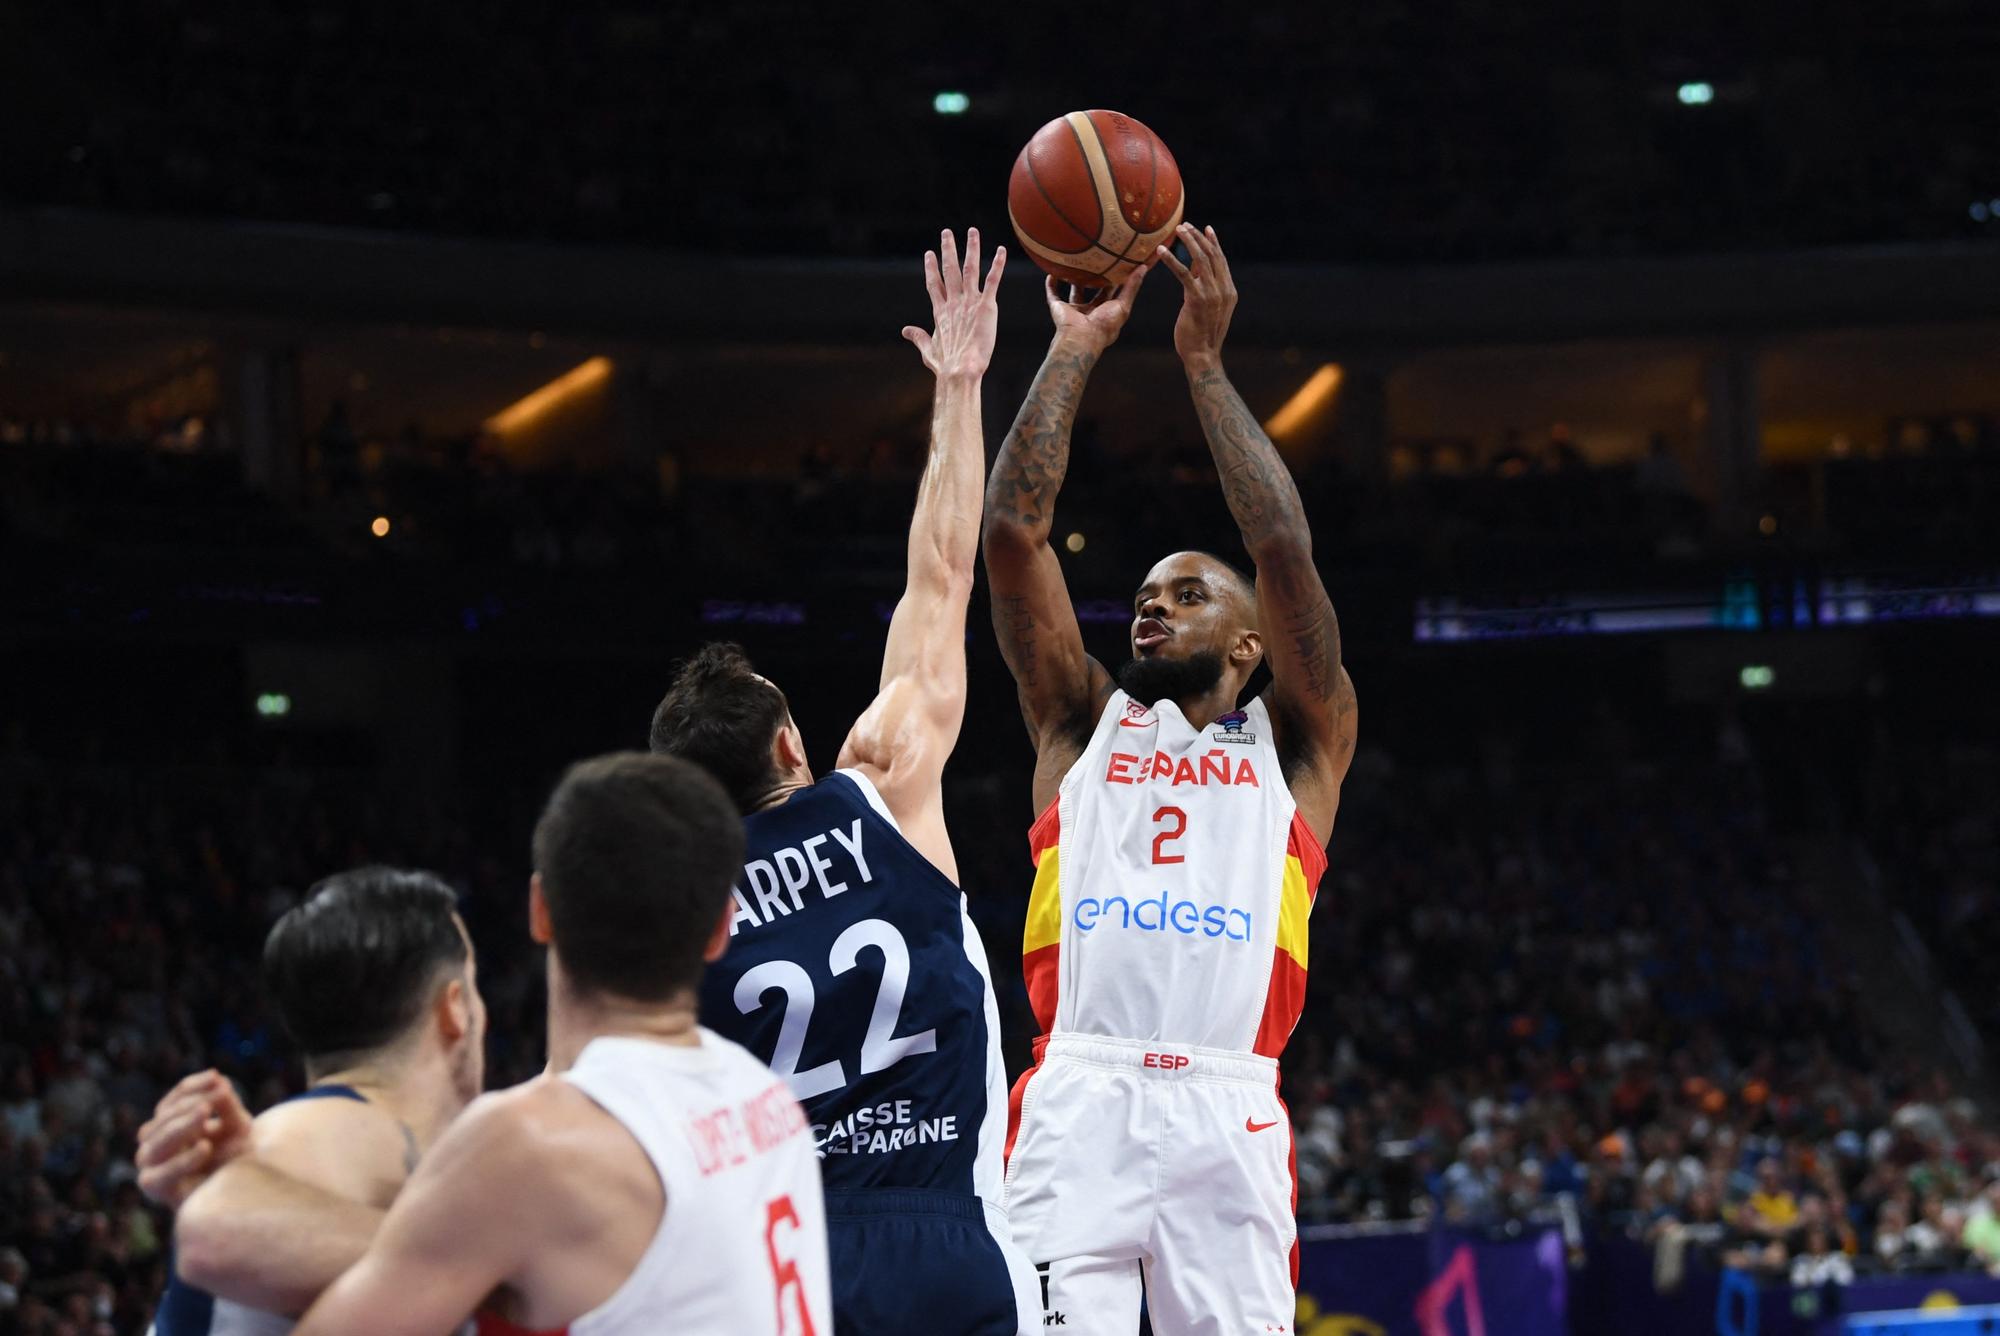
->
[13, 405, 2000, 613]
[1276, 736, 2000, 1293]
[7, 678, 2000, 1333]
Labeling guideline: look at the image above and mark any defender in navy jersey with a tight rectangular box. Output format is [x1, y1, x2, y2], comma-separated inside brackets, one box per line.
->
[143, 868, 486, 1334]
[651, 227, 1037, 1336]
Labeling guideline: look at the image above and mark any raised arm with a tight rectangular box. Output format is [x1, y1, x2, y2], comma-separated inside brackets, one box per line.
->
[981, 267, 1150, 806]
[837, 229, 1003, 877]
[1157, 224, 1357, 836]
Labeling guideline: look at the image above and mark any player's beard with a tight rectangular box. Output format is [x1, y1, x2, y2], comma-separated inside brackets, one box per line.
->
[1117, 650, 1225, 705]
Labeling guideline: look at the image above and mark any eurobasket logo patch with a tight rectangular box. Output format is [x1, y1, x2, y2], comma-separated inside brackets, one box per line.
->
[1212, 709, 1256, 744]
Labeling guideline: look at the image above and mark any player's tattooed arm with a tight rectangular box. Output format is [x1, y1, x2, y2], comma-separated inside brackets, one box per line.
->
[1160, 223, 1356, 817]
[983, 271, 1149, 761]
[1186, 365, 1340, 701]
[986, 342, 1097, 535]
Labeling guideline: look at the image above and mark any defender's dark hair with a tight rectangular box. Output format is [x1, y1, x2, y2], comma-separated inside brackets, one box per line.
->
[531, 751, 746, 1002]
[262, 866, 467, 1068]
[649, 642, 791, 813]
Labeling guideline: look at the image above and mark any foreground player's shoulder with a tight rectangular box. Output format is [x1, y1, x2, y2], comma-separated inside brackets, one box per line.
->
[250, 1092, 409, 1205]
[429, 1080, 592, 1186]
[423, 1079, 646, 1236]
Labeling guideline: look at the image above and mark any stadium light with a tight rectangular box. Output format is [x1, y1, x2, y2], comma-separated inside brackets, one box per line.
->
[1676, 82, 1715, 106]
[933, 91, 970, 116]
[1065, 532, 1086, 553]
[1739, 665, 1775, 691]
[486, 357, 613, 436]
[1265, 363, 1344, 443]
[255, 692, 292, 717]
[370, 516, 391, 538]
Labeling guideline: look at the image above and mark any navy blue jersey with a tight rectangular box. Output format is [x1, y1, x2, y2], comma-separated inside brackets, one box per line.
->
[698, 770, 1006, 1202]
[153, 1085, 367, 1336]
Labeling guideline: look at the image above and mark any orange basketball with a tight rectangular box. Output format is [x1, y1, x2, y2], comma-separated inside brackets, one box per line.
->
[1007, 110, 1185, 289]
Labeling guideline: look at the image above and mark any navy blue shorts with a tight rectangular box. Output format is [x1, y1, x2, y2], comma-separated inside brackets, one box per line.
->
[826, 1189, 1025, 1336]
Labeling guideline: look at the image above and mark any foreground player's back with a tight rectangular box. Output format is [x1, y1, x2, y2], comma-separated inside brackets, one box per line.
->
[549, 1029, 830, 1336]
[703, 769, 1005, 1201]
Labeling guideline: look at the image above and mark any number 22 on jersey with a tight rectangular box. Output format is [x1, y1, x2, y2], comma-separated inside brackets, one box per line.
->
[732, 917, 938, 1101]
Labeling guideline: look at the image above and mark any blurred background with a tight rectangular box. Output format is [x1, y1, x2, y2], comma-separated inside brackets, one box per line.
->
[3, 2, 2000, 1333]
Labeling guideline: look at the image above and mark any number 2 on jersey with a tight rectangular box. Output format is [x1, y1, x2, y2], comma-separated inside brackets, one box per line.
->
[731, 917, 939, 1101]
[1152, 805, 1188, 865]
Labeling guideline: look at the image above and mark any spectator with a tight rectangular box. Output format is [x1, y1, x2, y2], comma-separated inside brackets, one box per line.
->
[1961, 1179, 2000, 1274]
[1643, 1128, 1704, 1203]
[1441, 1133, 1505, 1223]
[1743, 1158, 1801, 1238]
[1790, 1225, 1854, 1287]
[0, 1246, 25, 1313]
[1907, 1193, 1961, 1267]
[1874, 1196, 1915, 1267]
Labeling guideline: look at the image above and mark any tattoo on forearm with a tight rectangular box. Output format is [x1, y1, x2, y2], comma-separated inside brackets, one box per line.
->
[1192, 369, 1345, 705]
[1283, 598, 1340, 704]
[1189, 369, 1308, 551]
[994, 594, 1039, 688]
[988, 348, 1097, 530]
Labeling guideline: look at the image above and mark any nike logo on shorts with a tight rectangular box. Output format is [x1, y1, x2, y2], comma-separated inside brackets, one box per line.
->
[1245, 1118, 1280, 1133]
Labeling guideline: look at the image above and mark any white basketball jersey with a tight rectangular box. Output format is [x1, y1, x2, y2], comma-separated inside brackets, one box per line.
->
[1019, 693, 1326, 1054]
[559, 1031, 831, 1336]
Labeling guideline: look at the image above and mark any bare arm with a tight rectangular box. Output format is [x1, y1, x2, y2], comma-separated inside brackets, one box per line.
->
[172, 1090, 407, 1313]
[838, 229, 1002, 873]
[296, 1094, 539, 1336]
[1159, 225, 1357, 832]
[299, 1082, 657, 1336]
[137, 1071, 393, 1315]
[981, 268, 1151, 804]
[176, 1160, 386, 1315]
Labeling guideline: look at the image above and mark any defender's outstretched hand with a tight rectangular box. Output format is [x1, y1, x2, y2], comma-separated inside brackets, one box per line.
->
[902, 227, 1006, 379]
[1156, 223, 1237, 371]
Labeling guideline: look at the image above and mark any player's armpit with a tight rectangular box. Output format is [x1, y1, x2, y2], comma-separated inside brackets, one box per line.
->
[1266, 664, 1358, 846]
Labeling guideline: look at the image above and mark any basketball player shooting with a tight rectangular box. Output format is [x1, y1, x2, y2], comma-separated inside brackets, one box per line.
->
[983, 222, 1358, 1333]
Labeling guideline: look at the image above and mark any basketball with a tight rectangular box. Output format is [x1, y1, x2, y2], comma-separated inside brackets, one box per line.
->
[1007, 109, 1185, 289]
